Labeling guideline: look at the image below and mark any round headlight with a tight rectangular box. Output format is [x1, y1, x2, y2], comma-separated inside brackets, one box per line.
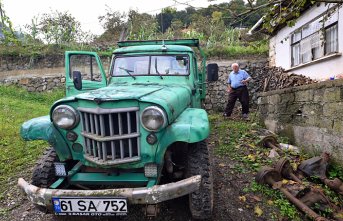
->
[52, 105, 79, 129]
[141, 106, 167, 132]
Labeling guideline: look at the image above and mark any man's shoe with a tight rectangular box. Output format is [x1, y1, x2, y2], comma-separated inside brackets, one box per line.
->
[223, 113, 234, 120]
[242, 113, 250, 121]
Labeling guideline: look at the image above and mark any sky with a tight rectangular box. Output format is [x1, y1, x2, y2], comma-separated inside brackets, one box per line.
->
[2, 0, 228, 35]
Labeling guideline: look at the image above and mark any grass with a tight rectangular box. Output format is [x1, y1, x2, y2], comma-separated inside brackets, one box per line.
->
[204, 43, 268, 59]
[0, 86, 64, 197]
[247, 181, 301, 220]
[209, 113, 274, 172]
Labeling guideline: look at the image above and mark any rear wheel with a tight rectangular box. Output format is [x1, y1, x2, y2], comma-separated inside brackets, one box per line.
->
[31, 147, 59, 212]
[187, 140, 213, 220]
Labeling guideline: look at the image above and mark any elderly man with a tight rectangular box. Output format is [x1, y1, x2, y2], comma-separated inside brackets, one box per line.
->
[223, 63, 252, 120]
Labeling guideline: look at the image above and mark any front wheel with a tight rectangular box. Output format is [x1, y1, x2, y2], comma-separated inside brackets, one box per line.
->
[31, 147, 59, 213]
[187, 140, 214, 220]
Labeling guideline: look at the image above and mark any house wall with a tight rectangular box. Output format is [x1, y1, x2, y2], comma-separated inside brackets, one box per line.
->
[271, 3, 343, 80]
[258, 80, 343, 162]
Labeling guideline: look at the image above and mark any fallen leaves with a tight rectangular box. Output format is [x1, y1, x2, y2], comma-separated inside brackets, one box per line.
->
[254, 205, 263, 217]
[239, 195, 247, 202]
[247, 154, 256, 162]
[267, 200, 274, 205]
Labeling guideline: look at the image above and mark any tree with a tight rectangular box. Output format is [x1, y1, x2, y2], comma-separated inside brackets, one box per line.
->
[189, 13, 211, 37]
[205, 0, 343, 33]
[127, 10, 158, 40]
[0, 0, 19, 45]
[24, 16, 40, 44]
[26, 10, 82, 45]
[156, 7, 177, 33]
[97, 6, 126, 43]
[169, 19, 184, 38]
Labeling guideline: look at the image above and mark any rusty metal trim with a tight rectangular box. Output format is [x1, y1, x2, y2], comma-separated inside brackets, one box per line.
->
[78, 107, 139, 114]
[18, 175, 201, 207]
[81, 131, 140, 142]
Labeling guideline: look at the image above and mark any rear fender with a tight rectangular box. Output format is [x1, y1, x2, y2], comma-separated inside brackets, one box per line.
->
[20, 116, 72, 161]
[155, 108, 209, 164]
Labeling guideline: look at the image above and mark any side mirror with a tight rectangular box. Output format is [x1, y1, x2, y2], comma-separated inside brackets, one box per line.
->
[73, 71, 82, 90]
[207, 63, 219, 81]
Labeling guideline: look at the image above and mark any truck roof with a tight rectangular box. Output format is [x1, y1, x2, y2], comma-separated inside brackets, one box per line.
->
[113, 45, 194, 54]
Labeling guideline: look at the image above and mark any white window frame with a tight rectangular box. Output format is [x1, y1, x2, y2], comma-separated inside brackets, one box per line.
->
[290, 10, 339, 67]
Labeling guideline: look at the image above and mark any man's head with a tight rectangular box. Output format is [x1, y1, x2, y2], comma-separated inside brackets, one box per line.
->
[231, 63, 239, 73]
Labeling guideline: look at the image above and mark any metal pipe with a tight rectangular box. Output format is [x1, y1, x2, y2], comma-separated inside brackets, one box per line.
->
[290, 173, 303, 183]
[265, 140, 279, 149]
[279, 187, 329, 221]
[258, 168, 329, 221]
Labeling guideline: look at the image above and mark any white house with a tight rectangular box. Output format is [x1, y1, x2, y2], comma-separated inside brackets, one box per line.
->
[250, 3, 342, 80]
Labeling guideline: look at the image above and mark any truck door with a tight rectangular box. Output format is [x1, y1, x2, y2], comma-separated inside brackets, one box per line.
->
[192, 56, 202, 108]
[65, 51, 107, 96]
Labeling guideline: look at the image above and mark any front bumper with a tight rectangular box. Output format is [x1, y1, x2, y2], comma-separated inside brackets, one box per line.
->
[18, 175, 201, 209]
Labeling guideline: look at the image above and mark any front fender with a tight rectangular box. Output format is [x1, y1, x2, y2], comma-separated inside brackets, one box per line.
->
[20, 116, 72, 161]
[155, 108, 209, 164]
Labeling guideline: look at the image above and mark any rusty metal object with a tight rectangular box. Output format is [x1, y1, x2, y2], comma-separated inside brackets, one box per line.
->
[275, 158, 302, 183]
[299, 188, 337, 211]
[276, 158, 343, 220]
[283, 182, 310, 198]
[255, 129, 279, 148]
[18, 175, 201, 209]
[323, 178, 343, 195]
[299, 153, 343, 195]
[256, 167, 329, 221]
[298, 156, 327, 178]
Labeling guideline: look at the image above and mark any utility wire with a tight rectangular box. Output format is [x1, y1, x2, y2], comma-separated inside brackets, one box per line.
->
[142, 0, 197, 13]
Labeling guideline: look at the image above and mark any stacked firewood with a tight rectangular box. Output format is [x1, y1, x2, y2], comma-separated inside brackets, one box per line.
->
[249, 66, 317, 93]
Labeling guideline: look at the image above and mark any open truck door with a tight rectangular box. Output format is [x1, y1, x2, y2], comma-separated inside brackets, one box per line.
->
[65, 51, 107, 96]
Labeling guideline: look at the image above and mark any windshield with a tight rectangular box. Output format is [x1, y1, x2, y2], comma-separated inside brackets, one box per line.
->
[112, 55, 189, 76]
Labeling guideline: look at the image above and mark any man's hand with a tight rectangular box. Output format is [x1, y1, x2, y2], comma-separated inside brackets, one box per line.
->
[227, 87, 232, 93]
[241, 79, 250, 85]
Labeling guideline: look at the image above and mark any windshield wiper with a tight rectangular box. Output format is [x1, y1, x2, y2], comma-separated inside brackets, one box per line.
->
[118, 67, 136, 80]
[154, 57, 163, 79]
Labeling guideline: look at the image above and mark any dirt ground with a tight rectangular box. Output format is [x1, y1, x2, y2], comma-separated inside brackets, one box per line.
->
[1, 116, 277, 221]
[3, 157, 267, 221]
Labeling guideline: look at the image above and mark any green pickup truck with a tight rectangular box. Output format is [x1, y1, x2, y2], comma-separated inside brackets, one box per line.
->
[18, 39, 219, 219]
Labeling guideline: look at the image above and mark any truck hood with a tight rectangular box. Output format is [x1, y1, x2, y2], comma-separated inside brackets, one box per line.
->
[74, 84, 192, 122]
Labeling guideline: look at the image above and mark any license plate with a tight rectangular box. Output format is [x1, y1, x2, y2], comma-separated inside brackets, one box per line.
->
[52, 197, 127, 216]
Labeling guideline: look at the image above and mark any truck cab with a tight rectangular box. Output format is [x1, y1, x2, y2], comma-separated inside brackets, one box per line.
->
[18, 39, 218, 219]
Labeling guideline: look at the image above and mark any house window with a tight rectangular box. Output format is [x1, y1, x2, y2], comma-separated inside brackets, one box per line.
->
[290, 13, 338, 67]
[325, 23, 338, 55]
[291, 30, 301, 66]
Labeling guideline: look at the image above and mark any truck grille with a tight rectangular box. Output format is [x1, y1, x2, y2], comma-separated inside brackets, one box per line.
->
[78, 107, 140, 165]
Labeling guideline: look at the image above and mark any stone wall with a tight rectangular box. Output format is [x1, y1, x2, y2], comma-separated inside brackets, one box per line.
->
[258, 79, 343, 162]
[1, 75, 66, 92]
[205, 59, 269, 113]
[0, 54, 111, 72]
[0, 55, 64, 71]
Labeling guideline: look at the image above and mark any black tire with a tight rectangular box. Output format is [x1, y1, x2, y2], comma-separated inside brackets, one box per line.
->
[187, 140, 213, 220]
[31, 147, 59, 213]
